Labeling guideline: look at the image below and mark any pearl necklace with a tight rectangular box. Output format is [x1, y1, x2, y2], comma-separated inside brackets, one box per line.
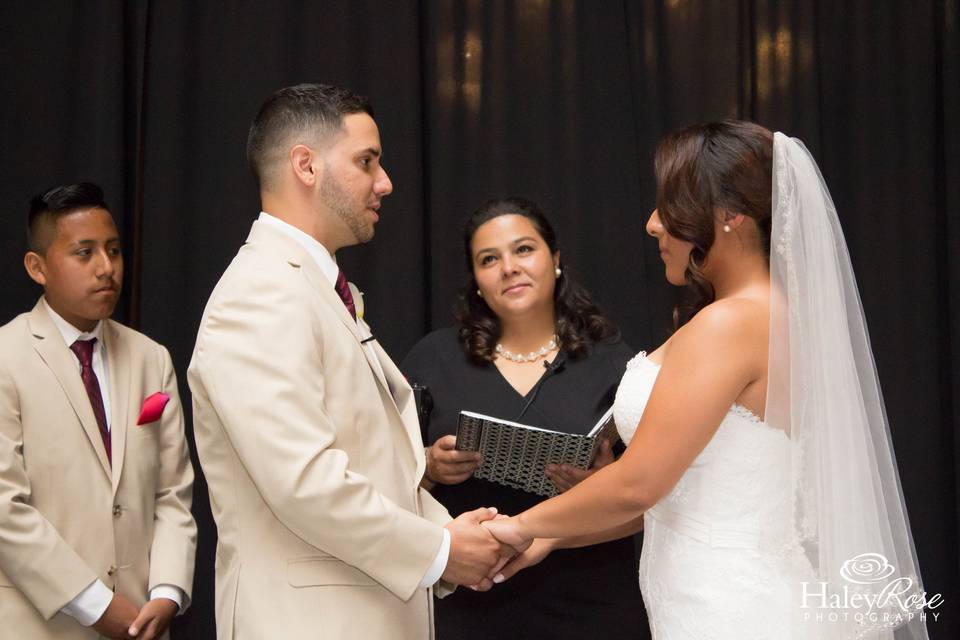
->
[495, 335, 559, 363]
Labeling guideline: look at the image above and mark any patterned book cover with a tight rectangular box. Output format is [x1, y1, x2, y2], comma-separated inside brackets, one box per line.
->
[455, 408, 619, 497]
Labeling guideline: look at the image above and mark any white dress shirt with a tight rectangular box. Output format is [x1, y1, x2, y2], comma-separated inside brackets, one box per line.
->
[258, 212, 450, 588]
[43, 299, 111, 430]
[42, 300, 185, 625]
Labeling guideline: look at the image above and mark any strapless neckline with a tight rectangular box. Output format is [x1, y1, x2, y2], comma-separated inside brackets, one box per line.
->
[627, 351, 768, 427]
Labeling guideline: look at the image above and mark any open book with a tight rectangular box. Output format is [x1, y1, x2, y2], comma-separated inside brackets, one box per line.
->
[454, 407, 620, 497]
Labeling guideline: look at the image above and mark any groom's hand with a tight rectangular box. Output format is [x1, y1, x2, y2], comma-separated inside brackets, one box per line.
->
[442, 507, 504, 588]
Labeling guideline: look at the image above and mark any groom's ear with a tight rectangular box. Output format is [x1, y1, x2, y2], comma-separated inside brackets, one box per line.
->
[290, 144, 318, 187]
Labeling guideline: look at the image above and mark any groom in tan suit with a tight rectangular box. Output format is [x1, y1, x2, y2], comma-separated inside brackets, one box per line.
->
[0, 183, 197, 639]
[189, 84, 506, 639]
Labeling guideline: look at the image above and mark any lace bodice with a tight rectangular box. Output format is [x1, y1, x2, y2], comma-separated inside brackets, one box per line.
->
[614, 352, 813, 639]
[614, 352, 794, 542]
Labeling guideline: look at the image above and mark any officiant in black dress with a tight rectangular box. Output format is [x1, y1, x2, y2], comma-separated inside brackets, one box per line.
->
[402, 197, 647, 640]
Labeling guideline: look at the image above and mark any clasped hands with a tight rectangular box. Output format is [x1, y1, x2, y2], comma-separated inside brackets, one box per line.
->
[92, 593, 178, 640]
[441, 507, 544, 591]
[434, 435, 615, 589]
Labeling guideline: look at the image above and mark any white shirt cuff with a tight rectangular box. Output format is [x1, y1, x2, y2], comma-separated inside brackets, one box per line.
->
[418, 528, 451, 588]
[149, 584, 186, 614]
[60, 579, 113, 627]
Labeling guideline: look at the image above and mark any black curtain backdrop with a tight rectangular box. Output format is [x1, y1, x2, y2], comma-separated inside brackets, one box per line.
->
[1, 2, 957, 638]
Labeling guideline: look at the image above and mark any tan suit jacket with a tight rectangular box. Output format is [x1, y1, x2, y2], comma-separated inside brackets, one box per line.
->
[0, 300, 197, 639]
[188, 220, 452, 640]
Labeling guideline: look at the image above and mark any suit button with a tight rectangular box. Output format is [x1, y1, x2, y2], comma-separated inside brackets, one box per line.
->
[107, 565, 117, 577]
[112, 505, 122, 517]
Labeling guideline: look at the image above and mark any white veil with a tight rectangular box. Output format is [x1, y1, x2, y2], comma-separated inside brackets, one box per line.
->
[766, 133, 929, 639]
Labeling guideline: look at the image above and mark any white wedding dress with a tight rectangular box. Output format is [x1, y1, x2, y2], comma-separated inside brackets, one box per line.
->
[602, 133, 927, 639]
[614, 352, 817, 639]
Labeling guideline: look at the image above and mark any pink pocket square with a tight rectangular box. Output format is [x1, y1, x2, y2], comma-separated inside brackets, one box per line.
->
[137, 392, 170, 425]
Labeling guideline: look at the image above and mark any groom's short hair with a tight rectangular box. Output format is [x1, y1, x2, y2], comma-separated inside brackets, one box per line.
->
[246, 83, 374, 192]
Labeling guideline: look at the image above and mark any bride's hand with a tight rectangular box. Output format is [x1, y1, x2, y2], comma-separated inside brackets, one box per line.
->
[491, 538, 557, 584]
[482, 515, 533, 552]
[477, 514, 532, 582]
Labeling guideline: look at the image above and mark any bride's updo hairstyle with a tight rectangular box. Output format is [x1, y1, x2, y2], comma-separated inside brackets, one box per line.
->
[654, 120, 773, 328]
[454, 197, 620, 365]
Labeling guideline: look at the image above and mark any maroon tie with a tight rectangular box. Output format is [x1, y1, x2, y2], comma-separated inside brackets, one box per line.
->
[69, 338, 111, 465]
[334, 269, 357, 321]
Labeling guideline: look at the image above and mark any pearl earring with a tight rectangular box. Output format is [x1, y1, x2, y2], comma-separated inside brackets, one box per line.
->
[723, 224, 731, 233]
[555, 267, 562, 278]
[477, 289, 483, 297]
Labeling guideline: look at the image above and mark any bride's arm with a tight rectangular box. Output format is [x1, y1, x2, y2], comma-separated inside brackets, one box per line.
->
[552, 514, 645, 549]
[491, 516, 645, 583]
[485, 299, 767, 546]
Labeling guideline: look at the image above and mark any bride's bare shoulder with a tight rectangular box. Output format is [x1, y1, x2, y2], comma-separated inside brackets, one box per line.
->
[673, 296, 769, 350]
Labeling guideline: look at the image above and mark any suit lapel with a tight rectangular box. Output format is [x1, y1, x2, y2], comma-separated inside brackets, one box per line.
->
[371, 341, 427, 481]
[27, 302, 111, 480]
[102, 321, 131, 495]
[299, 264, 419, 474]
[291, 242, 394, 401]
[246, 221, 420, 476]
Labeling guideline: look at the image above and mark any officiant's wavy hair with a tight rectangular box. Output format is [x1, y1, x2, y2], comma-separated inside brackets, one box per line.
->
[654, 120, 773, 328]
[455, 197, 620, 365]
[247, 83, 374, 191]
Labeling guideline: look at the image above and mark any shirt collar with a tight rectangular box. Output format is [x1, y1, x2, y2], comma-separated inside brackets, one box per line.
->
[258, 211, 339, 286]
[42, 297, 104, 348]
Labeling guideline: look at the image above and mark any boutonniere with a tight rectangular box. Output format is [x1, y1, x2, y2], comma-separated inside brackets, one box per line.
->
[347, 282, 365, 321]
[137, 392, 171, 426]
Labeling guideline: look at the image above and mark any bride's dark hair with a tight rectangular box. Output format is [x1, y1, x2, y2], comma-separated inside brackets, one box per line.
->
[454, 197, 620, 365]
[654, 119, 774, 328]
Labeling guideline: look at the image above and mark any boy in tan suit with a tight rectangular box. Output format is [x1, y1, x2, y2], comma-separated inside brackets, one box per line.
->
[0, 183, 197, 639]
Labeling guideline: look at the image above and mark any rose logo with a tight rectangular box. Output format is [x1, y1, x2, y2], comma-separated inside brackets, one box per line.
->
[840, 553, 896, 584]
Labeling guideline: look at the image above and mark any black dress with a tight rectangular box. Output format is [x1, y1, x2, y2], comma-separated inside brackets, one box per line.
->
[402, 328, 649, 640]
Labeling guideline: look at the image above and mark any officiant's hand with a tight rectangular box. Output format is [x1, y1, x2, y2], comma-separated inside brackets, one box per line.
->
[426, 435, 482, 485]
[545, 437, 614, 492]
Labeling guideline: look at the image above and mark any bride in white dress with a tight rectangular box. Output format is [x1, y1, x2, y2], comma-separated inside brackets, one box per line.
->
[485, 121, 929, 639]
